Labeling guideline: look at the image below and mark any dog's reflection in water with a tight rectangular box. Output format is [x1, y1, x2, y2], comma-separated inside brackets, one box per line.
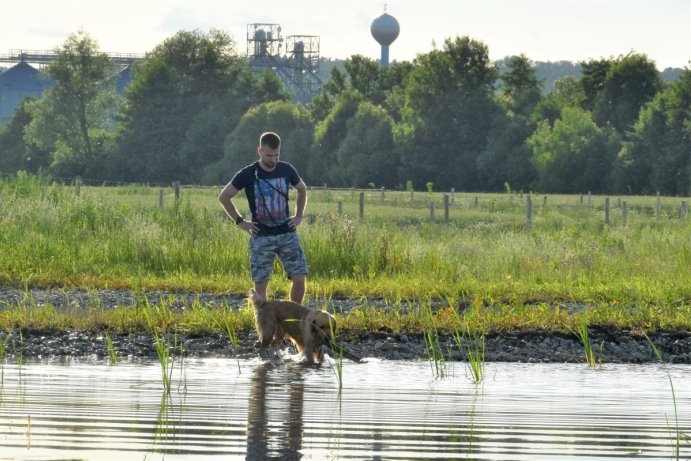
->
[246, 362, 306, 460]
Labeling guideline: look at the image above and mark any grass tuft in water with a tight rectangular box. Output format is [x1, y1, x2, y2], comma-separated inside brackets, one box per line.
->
[565, 320, 598, 368]
[421, 303, 447, 378]
[104, 332, 117, 366]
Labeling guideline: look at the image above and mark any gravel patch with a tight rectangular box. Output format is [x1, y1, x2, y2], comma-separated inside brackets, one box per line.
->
[0, 288, 689, 364]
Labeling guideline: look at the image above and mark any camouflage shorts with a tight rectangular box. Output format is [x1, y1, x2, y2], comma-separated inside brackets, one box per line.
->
[249, 232, 308, 283]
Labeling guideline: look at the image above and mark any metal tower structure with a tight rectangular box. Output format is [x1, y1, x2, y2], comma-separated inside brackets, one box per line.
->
[0, 49, 144, 68]
[247, 24, 322, 105]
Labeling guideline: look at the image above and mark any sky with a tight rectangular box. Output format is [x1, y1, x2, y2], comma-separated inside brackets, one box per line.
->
[1, 0, 689, 69]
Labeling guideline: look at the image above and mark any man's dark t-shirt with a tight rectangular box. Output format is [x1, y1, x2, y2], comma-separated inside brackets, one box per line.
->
[230, 161, 301, 236]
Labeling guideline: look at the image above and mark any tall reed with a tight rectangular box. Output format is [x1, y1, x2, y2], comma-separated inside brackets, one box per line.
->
[421, 303, 447, 378]
[565, 320, 598, 368]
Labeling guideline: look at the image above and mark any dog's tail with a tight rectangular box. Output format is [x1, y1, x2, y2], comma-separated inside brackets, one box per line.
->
[248, 288, 266, 308]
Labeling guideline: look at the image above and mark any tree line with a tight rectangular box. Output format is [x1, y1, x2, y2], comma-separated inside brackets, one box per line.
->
[0, 29, 688, 195]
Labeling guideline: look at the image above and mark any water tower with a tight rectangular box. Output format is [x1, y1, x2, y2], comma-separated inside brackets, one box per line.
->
[370, 7, 400, 67]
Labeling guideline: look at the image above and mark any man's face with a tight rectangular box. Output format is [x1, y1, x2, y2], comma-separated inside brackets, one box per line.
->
[258, 145, 280, 170]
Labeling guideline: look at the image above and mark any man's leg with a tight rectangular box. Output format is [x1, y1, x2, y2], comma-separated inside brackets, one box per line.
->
[250, 236, 275, 301]
[254, 281, 269, 301]
[289, 274, 306, 304]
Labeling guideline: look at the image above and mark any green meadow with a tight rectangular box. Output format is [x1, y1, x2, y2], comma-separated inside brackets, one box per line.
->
[0, 173, 689, 334]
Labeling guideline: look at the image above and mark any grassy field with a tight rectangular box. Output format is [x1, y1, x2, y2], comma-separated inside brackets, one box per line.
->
[0, 172, 689, 334]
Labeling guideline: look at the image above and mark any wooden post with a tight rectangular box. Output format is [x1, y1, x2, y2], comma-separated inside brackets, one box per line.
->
[338, 200, 343, 215]
[605, 197, 610, 225]
[656, 191, 661, 219]
[526, 195, 532, 233]
[429, 201, 435, 222]
[588, 191, 592, 210]
[623, 201, 628, 226]
[543, 195, 547, 208]
[159, 188, 164, 210]
[380, 186, 385, 205]
[450, 188, 455, 204]
[680, 200, 688, 221]
[359, 192, 364, 220]
[75, 176, 82, 197]
[474, 196, 478, 208]
[580, 193, 583, 206]
[351, 187, 355, 199]
[443, 194, 449, 224]
[173, 180, 180, 201]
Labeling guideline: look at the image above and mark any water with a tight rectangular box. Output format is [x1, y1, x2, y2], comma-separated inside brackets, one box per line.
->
[0, 358, 688, 460]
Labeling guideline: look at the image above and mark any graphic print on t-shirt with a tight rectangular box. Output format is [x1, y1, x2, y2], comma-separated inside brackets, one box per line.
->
[254, 178, 288, 224]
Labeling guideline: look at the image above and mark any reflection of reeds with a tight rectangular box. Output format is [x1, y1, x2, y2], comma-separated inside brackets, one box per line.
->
[327, 320, 344, 396]
[645, 334, 685, 460]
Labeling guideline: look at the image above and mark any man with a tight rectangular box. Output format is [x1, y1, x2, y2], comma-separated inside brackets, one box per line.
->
[219, 132, 308, 303]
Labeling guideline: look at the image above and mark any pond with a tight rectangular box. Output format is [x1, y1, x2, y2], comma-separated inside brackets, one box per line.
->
[0, 358, 688, 460]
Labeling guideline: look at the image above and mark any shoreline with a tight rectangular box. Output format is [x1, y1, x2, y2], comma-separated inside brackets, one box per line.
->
[0, 288, 689, 364]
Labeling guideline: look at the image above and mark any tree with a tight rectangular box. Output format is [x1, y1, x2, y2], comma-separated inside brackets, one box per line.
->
[0, 98, 50, 174]
[24, 30, 118, 177]
[615, 69, 690, 195]
[114, 29, 270, 183]
[203, 100, 313, 185]
[476, 55, 541, 191]
[528, 107, 620, 193]
[397, 36, 500, 190]
[308, 88, 363, 185]
[531, 76, 584, 126]
[596, 54, 662, 134]
[498, 55, 542, 117]
[332, 102, 398, 188]
[581, 54, 662, 134]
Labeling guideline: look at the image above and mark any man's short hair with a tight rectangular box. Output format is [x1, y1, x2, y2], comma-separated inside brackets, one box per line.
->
[259, 132, 281, 150]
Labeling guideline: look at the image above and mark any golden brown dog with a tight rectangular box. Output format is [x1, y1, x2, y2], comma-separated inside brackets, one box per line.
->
[248, 289, 336, 363]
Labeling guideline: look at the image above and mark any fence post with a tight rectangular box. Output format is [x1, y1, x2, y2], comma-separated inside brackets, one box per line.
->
[474, 196, 478, 208]
[543, 195, 547, 208]
[605, 197, 610, 225]
[159, 188, 164, 210]
[656, 191, 661, 219]
[75, 176, 82, 197]
[359, 192, 364, 220]
[680, 200, 688, 221]
[380, 187, 385, 205]
[580, 193, 583, 207]
[450, 188, 455, 204]
[443, 194, 449, 224]
[429, 201, 435, 222]
[173, 180, 180, 201]
[338, 200, 343, 215]
[623, 201, 628, 226]
[588, 191, 592, 210]
[526, 195, 532, 233]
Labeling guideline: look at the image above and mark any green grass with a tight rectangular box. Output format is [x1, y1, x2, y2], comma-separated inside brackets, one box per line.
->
[0, 173, 689, 336]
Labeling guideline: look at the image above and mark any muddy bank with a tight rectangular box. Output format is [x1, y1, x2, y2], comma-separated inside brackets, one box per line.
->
[0, 288, 689, 364]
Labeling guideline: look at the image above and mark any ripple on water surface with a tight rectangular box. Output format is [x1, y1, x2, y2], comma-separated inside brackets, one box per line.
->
[0, 359, 689, 460]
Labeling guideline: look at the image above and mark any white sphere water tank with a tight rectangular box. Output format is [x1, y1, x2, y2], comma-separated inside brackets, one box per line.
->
[370, 13, 400, 46]
[371, 12, 400, 66]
